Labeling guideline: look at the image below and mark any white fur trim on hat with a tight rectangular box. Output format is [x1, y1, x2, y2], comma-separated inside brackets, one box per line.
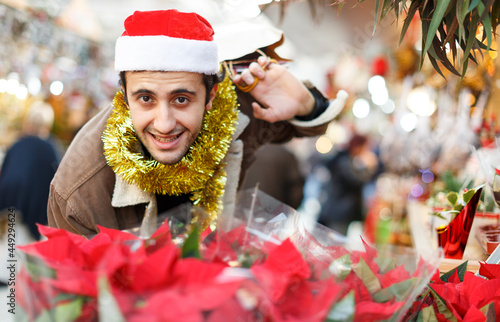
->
[115, 35, 219, 74]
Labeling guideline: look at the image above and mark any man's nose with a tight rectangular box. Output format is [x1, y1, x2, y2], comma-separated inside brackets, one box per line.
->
[155, 103, 176, 133]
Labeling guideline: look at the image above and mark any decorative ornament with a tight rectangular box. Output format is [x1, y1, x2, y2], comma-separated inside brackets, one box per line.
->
[102, 75, 239, 229]
[436, 186, 484, 259]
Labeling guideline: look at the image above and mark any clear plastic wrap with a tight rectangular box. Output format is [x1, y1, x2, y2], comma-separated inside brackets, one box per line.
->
[16, 189, 443, 321]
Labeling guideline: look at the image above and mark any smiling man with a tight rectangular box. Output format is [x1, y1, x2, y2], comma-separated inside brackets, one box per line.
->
[125, 71, 215, 165]
[47, 9, 347, 236]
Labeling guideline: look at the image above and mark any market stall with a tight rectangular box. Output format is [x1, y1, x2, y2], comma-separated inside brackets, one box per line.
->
[2, 0, 500, 320]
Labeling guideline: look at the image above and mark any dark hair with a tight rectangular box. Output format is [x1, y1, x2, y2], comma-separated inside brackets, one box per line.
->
[119, 69, 225, 105]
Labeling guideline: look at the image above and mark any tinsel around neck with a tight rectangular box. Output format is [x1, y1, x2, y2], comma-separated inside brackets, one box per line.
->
[102, 76, 239, 226]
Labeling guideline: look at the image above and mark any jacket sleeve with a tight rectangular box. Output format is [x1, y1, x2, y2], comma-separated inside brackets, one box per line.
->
[289, 88, 348, 128]
[47, 183, 96, 236]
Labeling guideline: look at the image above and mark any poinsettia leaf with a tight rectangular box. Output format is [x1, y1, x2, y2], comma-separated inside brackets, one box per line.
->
[353, 257, 382, 295]
[480, 302, 497, 320]
[24, 253, 56, 280]
[478, 262, 500, 279]
[468, 276, 500, 308]
[417, 305, 438, 321]
[428, 288, 459, 321]
[54, 298, 83, 322]
[98, 277, 126, 322]
[16, 304, 30, 322]
[374, 257, 395, 275]
[464, 304, 489, 320]
[440, 260, 468, 282]
[326, 290, 355, 322]
[181, 225, 201, 259]
[35, 309, 53, 322]
[53, 292, 80, 303]
[329, 254, 352, 281]
[372, 277, 417, 302]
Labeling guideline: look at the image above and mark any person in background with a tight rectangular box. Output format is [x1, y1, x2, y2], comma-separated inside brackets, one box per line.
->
[0, 101, 59, 240]
[317, 133, 379, 235]
[242, 143, 305, 209]
[47, 9, 348, 236]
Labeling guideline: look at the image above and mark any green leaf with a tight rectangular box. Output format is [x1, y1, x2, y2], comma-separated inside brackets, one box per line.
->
[462, 189, 476, 204]
[372, 278, 417, 303]
[353, 257, 381, 294]
[53, 292, 80, 303]
[461, 55, 469, 75]
[417, 305, 438, 321]
[456, 0, 468, 42]
[373, 0, 381, 35]
[15, 304, 30, 322]
[492, 0, 500, 31]
[481, 302, 497, 320]
[446, 191, 459, 206]
[440, 260, 468, 282]
[181, 225, 201, 258]
[476, 1, 493, 51]
[461, 11, 479, 67]
[422, 0, 451, 59]
[326, 291, 355, 322]
[54, 298, 83, 322]
[25, 254, 56, 280]
[467, 0, 480, 13]
[400, 0, 421, 45]
[34, 309, 52, 322]
[98, 277, 126, 322]
[329, 254, 352, 281]
[428, 288, 459, 321]
[374, 257, 395, 274]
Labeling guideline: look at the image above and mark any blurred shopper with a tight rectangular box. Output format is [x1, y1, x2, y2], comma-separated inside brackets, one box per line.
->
[317, 134, 379, 235]
[242, 143, 305, 209]
[0, 101, 59, 240]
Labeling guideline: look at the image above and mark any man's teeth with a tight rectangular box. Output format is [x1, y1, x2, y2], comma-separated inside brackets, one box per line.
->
[154, 134, 179, 143]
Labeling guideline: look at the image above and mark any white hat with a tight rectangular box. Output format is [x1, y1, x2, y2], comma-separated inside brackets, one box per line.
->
[214, 20, 284, 61]
[115, 10, 219, 74]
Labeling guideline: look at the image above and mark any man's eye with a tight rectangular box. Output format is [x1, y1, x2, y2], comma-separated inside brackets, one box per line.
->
[175, 97, 189, 104]
[139, 96, 152, 103]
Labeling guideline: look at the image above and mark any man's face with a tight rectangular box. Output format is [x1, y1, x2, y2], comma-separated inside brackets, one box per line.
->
[124, 71, 216, 165]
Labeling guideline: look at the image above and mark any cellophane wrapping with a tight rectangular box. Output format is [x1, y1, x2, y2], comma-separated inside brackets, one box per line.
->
[16, 189, 442, 321]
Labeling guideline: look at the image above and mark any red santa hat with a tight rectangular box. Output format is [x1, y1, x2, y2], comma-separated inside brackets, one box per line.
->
[115, 10, 219, 74]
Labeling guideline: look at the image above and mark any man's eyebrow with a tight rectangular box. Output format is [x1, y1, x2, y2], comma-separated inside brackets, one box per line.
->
[170, 88, 197, 96]
[131, 89, 155, 96]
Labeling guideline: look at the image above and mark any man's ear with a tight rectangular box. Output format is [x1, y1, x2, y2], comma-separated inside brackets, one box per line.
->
[205, 84, 218, 111]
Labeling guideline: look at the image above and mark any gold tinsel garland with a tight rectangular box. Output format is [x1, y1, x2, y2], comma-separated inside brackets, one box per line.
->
[102, 76, 239, 228]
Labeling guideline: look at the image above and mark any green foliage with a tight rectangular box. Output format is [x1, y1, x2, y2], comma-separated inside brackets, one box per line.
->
[262, 0, 499, 77]
[181, 225, 201, 259]
[440, 260, 468, 282]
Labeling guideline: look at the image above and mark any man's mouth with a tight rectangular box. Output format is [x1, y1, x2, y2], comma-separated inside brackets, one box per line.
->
[152, 133, 182, 143]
